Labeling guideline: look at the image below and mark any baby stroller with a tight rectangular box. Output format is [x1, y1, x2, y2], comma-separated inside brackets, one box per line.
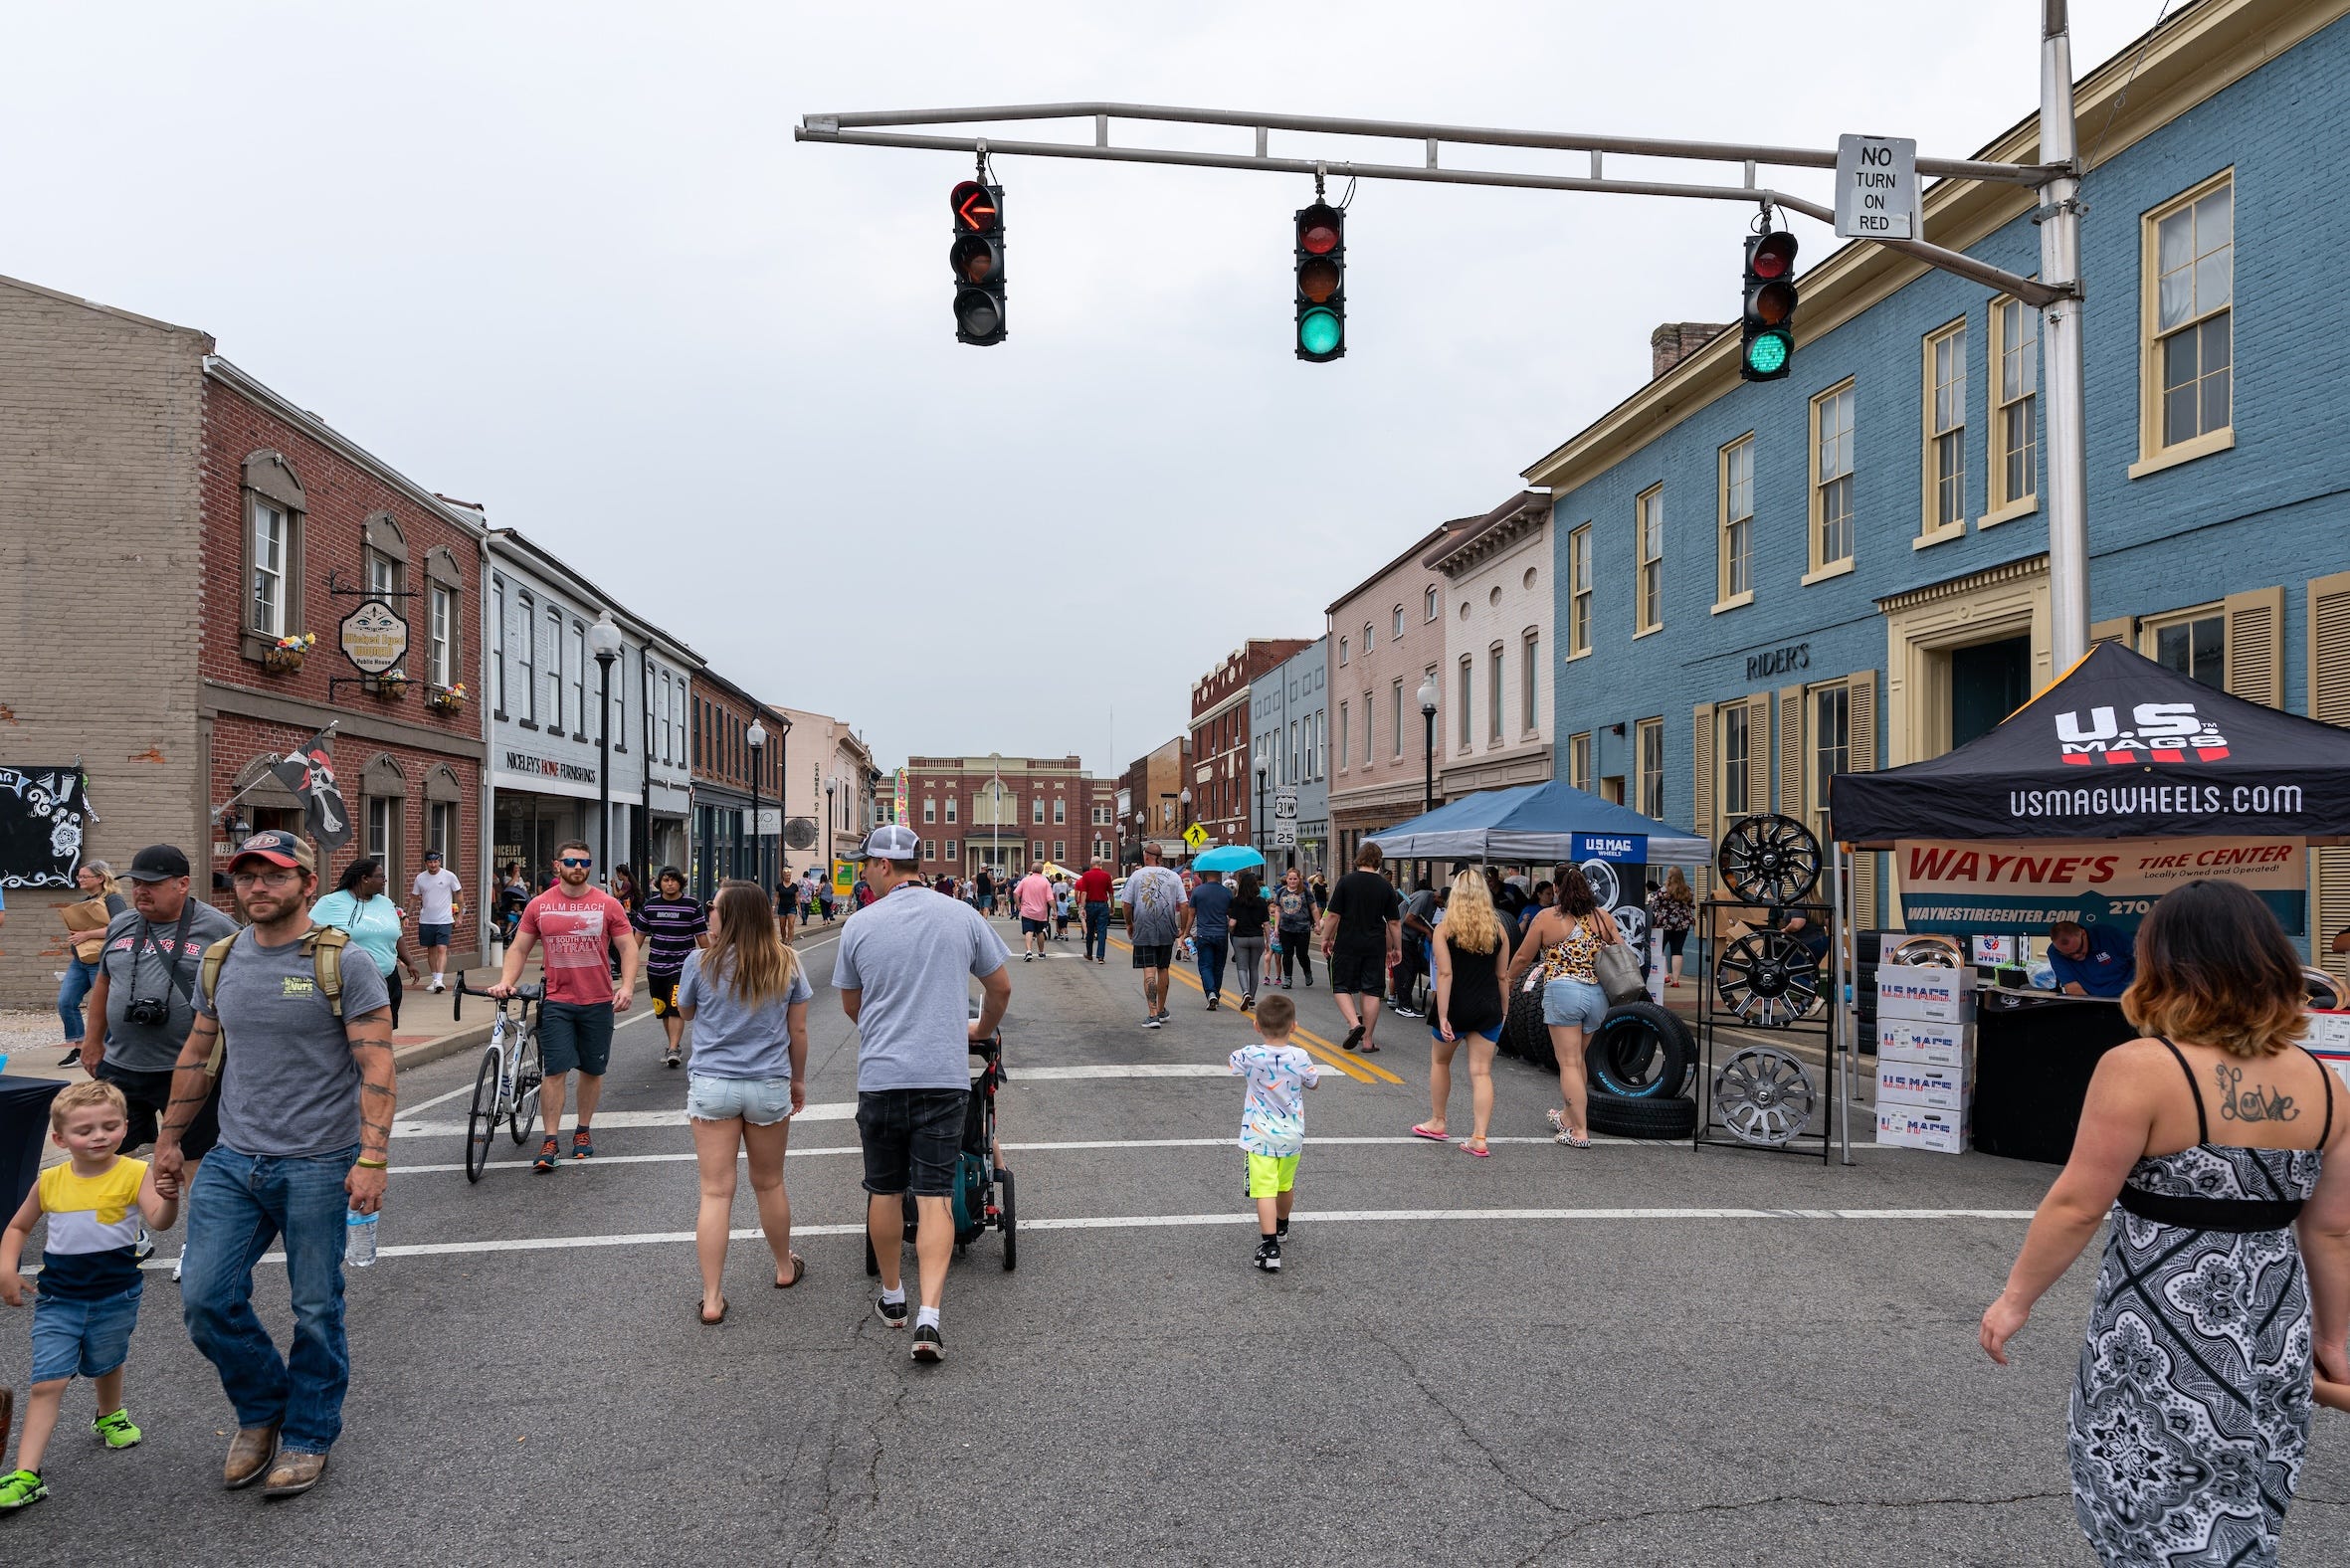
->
[866, 1014, 1018, 1273]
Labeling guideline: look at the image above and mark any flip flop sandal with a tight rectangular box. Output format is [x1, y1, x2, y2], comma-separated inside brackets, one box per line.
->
[1341, 1026, 1365, 1052]
[1545, 1107, 1567, 1132]
[775, 1254, 806, 1288]
[1411, 1124, 1450, 1142]
[1463, 1142, 1491, 1157]
[1357, 1041, 1381, 1054]
[697, 1297, 728, 1325]
[1553, 1129, 1592, 1149]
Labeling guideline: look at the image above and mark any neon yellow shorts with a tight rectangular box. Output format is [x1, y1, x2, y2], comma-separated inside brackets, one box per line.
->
[1246, 1152, 1299, 1199]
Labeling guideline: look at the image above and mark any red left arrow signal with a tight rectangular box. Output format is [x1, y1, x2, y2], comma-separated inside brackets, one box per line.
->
[950, 179, 1000, 233]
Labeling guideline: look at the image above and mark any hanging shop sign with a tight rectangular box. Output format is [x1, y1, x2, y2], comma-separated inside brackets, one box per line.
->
[1571, 832, 1648, 865]
[0, 766, 90, 887]
[1895, 834, 2306, 936]
[338, 598, 409, 675]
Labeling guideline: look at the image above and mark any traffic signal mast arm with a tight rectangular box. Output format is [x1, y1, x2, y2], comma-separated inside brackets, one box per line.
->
[798, 104, 2066, 306]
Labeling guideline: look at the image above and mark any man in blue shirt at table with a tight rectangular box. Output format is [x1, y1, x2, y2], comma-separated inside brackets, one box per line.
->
[2048, 919, 2136, 998]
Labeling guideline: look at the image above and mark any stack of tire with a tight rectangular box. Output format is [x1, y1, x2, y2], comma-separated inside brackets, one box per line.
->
[1856, 930, 1879, 1055]
[1499, 979, 1696, 1138]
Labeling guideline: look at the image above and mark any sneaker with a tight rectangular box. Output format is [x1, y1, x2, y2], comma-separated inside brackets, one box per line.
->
[93, 1408, 142, 1450]
[1143, 1016, 1163, 1030]
[911, 1322, 945, 1363]
[572, 1126, 595, 1160]
[875, 1294, 909, 1328]
[1253, 1238, 1282, 1273]
[1205, 997, 1218, 1011]
[533, 1137, 559, 1172]
[0, 1469, 46, 1511]
[1392, 1004, 1422, 1020]
[171, 1252, 183, 1283]
[1023, 952, 1033, 963]
[132, 1227, 156, 1264]
[664, 1049, 681, 1069]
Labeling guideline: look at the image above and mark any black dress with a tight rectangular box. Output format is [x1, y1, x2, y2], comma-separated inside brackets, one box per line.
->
[2067, 1038, 2334, 1567]
[1439, 932, 1505, 1039]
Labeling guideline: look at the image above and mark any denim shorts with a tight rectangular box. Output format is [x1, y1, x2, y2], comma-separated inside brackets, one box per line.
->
[31, 1280, 143, 1383]
[685, 1073, 793, 1126]
[856, 1087, 968, 1197]
[538, 1000, 615, 1077]
[1541, 977, 1609, 1032]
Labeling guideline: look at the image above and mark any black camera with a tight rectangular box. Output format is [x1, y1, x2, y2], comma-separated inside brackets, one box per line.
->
[124, 996, 170, 1027]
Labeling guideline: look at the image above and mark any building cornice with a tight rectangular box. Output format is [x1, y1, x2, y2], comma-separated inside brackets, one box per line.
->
[1522, 0, 2348, 496]
[1875, 552, 2049, 614]
[1325, 521, 1473, 617]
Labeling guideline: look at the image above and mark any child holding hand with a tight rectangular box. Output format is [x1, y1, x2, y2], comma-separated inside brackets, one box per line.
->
[0, 1080, 178, 1512]
[1229, 992, 1317, 1273]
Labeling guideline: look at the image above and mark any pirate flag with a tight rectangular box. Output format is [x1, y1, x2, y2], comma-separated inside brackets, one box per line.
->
[269, 728, 353, 851]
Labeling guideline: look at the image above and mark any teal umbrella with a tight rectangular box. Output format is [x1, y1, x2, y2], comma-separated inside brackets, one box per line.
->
[1191, 845, 1266, 873]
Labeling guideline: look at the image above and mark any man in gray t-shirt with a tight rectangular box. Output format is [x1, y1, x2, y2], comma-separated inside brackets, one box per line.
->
[83, 842, 239, 1154]
[155, 830, 396, 1497]
[832, 824, 1011, 1366]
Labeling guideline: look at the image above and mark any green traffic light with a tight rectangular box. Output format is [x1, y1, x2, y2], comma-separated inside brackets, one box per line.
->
[1298, 307, 1342, 357]
[1745, 331, 1790, 375]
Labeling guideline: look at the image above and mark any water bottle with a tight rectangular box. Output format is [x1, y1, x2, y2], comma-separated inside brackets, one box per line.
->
[344, 1207, 378, 1269]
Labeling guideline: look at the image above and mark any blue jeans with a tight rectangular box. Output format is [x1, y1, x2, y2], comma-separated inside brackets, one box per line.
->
[1084, 903, 1110, 960]
[181, 1142, 358, 1456]
[1196, 935, 1230, 999]
[58, 955, 98, 1043]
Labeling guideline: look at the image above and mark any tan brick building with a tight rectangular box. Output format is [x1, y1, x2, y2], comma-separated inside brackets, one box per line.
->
[0, 274, 491, 1007]
[1117, 736, 1191, 866]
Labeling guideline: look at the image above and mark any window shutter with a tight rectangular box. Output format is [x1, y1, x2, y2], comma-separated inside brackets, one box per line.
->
[2222, 586, 2283, 709]
[2309, 573, 2350, 986]
[1777, 685, 1805, 817]
[2088, 616, 2136, 651]
[1744, 693, 1771, 823]
[1846, 671, 1879, 929]
[1691, 702, 1715, 887]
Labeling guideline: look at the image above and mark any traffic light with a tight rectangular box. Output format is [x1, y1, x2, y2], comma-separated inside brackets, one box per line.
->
[1739, 230, 1799, 381]
[949, 179, 1006, 345]
[1293, 201, 1345, 361]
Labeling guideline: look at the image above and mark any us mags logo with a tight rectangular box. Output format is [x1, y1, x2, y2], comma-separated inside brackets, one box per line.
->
[2055, 702, 2229, 766]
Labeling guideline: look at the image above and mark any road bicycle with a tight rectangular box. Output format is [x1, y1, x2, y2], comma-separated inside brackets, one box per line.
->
[452, 979, 545, 1183]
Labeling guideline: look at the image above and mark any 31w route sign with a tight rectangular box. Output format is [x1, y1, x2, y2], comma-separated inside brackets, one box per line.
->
[1834, 134, 1920, 240]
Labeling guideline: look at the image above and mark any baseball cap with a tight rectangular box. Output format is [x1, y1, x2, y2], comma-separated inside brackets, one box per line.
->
[228, 830, 317, 875]
[853, 824, 922, 863]
[124, 844, 192, 882]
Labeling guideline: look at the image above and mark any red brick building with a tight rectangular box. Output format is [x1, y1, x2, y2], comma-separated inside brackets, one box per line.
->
[1189, 640, 1311, 851]
[199, 358, 490, 951]
[898, 754, 1113, 879]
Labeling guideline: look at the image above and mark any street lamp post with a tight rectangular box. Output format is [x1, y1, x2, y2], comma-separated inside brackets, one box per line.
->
[587, 613, 623, 881]
[1418, 675, 1440, 889]
[745, 718, 767, 893]
[1178, 787, 1192, 865]
[825, 780, 836, 869]
[1255, 766, 1267, 868]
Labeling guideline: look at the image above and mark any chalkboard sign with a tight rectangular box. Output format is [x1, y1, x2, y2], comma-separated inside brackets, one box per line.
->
[0, 767, 89, 888]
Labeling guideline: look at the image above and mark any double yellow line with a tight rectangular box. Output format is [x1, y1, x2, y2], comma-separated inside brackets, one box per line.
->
[1106, 937, 1405, 1084]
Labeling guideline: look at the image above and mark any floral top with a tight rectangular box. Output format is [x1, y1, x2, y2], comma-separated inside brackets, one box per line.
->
[1229, 1042, 1319, 1157]
[1647, 887, 1694, 933]
[1536, 915, 1605, 984]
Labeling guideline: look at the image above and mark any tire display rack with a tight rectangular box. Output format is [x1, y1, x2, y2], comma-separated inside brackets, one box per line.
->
[1692, 813, 1860, 1165]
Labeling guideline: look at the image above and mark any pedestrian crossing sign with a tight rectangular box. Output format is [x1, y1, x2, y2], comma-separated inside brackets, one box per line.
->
[1183, 822, 1210, 851]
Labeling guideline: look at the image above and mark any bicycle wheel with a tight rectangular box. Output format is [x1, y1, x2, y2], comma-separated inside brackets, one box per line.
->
[998, 1166, 1018, 1272]
[464, 1046, 500, 1183]
[508, 1028, 543, 1145]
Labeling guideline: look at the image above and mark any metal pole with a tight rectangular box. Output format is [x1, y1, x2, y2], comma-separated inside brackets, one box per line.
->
[1422, 709, 1434, 815]
[749, 756, 760, 893]
[1832, 835, 1853, 1166]
[2040, 0, 2090, 669]
[595, 657, 613, 879]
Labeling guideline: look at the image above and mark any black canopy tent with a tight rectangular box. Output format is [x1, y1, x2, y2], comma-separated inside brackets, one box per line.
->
[1830, 641, 2350, 848]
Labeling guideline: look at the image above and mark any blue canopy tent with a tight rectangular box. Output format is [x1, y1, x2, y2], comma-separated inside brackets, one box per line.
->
[1362, 779, 1709, 866]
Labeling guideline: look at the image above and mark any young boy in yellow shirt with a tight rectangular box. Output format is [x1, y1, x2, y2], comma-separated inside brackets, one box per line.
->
[0, 1079, 179, 1511]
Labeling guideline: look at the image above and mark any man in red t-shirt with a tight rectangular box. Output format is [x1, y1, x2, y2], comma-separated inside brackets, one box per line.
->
[490, 839, 640, 1171]
[1077, 860, 1116, 965]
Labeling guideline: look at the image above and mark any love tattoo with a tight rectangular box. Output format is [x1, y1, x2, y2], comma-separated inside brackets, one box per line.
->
[2213, 1063, 2298, 1123]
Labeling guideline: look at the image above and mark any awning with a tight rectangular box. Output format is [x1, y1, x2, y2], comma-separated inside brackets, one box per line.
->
[1364, 778, 1709, 865]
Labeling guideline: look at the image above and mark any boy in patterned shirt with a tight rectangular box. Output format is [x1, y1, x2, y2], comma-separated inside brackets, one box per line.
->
[0, 1080, 179, 1512]
[1229, 993, 1318, 1273]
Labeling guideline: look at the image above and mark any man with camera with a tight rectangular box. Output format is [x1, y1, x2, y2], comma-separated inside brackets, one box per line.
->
[82, 845, 238, 1172]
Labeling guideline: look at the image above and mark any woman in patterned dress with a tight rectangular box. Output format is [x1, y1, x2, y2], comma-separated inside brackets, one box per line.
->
[1980, 880, 2350, 1567]
[1501, 865, 1621, 1150]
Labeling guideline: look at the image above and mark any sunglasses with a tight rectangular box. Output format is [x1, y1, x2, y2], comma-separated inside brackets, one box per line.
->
[558, 857, 593, 869]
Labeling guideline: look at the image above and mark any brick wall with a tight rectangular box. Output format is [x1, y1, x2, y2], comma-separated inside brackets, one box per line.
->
[0, 279, 210, 1008]
[1188, 639, 1312, 848]
[1328, 533, 1457, 853]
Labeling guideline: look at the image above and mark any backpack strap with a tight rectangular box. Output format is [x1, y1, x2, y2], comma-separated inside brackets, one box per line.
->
[301, 925, 348, 1019]
[199, 933, 240, 1077]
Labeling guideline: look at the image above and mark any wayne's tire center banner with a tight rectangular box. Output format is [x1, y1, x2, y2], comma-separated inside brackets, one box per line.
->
[1894, 834, 2307, 936]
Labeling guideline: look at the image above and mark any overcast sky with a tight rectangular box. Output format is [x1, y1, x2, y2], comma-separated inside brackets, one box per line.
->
[4, 1, 2157, 775]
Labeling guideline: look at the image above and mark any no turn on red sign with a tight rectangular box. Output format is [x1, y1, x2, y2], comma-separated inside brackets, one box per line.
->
[1834, 134, 1920, 240]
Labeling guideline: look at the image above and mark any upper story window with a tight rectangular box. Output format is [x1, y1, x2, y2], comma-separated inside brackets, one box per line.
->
[1924, 319, 1968, 535]
[490, 578, 506, 714]
[1637, 716, 1665, 820]
[1338, 636, 1349, 666]
[1719, 435, 1755, 602]
[1391, 605, 1404, 640]
[1810, 381, 1857, 573]
[1363, 621, 1374, 654]
[1635, 485, 1664, 634]
[428, 583, 455, 687]
[240, 452, 306, 652]
[1054, 797, 1066, 825]
[945, 797, 958, 823]
[252, 502, 289, 636]
[543, 605, 564, 729]
[1424, 585, 1439, 621]
[1568, 524, 1593, 656]
[2144, 173, 2234, 460]
[1991, 296, 2039, 514]
[569, 620, 587, 736]
[515, 592, 537, 721]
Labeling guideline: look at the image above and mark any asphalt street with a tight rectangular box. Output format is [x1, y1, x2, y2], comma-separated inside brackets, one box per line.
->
[5, 912, 2345, 1566]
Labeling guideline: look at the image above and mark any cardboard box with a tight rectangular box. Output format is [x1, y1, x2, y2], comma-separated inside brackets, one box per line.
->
[1877, 1061, 1973, 1112]
[1874, 962, 1977, 1024]
[1877, 1020, 1974, 1070]
[1877, 1103, 1969, 1154]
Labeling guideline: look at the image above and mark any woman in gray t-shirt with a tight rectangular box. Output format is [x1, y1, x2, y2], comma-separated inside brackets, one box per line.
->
[677, 882, 814, 1324]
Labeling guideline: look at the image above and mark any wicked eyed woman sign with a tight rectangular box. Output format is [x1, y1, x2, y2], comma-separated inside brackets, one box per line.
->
[0, 767, 90, 888]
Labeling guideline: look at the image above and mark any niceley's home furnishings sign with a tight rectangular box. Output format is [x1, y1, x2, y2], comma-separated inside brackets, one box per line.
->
[0, 767, 90, 887]
[1895, 835, 2307, 935]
